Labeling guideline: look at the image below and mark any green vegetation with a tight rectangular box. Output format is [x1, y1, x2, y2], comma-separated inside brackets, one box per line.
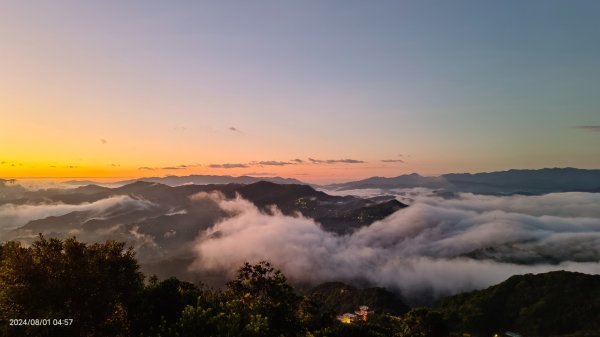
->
[309, 282, 409, 316]
[0, 235, 143, 337]
[1, 236, 599, 337]
[439, 271, 600, 337]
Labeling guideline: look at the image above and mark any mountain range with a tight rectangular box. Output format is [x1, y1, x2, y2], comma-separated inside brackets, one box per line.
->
[64, 175, 306, 187]
[326, 167, 600, 195]
[4, 181, 405, 235]
[56, 167, 600, 196]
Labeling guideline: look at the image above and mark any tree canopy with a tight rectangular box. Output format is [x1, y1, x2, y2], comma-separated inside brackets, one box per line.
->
[0, 235, 144, 337]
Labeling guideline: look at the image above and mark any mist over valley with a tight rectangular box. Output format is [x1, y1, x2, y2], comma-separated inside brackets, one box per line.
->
[2, 168, 599, 306]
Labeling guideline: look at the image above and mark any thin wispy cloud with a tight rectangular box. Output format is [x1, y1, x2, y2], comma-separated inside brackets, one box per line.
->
[381, 159, 405, 163]
[211, 160, 300, 168]
[1, 162, 22, 167]
[161, 164, 200, 170]
[209, 163, 249, 169]
[574, 125, 600, 132]
[228, 127, 241, 133]
[333, 159, 365, 164]
[308, 158, 365, 164]
[138, 164, 200, 171]
[255, 161, 293, 166]
[140, 158, 364, 171]
[0, 195, 156, 230]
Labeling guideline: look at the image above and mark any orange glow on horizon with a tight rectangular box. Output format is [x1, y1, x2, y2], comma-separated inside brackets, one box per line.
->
[0, 159, 414, 184]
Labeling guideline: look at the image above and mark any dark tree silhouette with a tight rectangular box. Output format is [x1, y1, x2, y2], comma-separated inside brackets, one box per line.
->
[0, 235, 144, 337]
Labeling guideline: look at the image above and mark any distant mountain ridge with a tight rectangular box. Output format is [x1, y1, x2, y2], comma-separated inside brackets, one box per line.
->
[115, 175, 307, 187]
[59, 175, 307, 188]
[327, 167, 600, 195]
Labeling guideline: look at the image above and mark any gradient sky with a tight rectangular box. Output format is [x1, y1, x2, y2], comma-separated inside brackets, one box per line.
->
[1, 1, 599, 183]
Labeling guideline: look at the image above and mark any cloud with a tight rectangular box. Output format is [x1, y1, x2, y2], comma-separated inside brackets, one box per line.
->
[0, 178, 18, 185]
[212, 160, 299, 168]
[381, 159, 405, 163]
[255, 161, 293, 166]
[100, 138, 107, 144]
[332, 159, 365, 164]
[229, 127, 241, 132]
[209, 163, 249, 169]
[164, 230, 177, 238]
[189, 191, 600, 300]
[291, 159, 304, 163]
[308, 158, 365, 164]
[574, 125, 600, 132]
[0, 196, 156, 231]
[414, 191, 600, 218]
[138, 164, 200, 170]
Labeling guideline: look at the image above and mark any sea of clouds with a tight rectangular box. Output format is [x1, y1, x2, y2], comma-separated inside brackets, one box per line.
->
[189, 190, 600, 300]
[2, 185, 599, 301]
[0, 195, 156, 231]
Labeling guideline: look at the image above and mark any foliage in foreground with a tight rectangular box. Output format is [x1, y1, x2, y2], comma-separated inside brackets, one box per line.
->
[439, 271, 600, 336]
[0, 235, 143, 337]
[3, 236, 600, 337]
[0, 236, 443, 337]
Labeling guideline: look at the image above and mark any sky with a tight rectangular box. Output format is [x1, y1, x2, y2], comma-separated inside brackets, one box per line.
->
[1, 0, 599, 183]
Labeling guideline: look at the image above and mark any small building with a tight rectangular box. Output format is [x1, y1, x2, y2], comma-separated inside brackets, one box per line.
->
[354, 306, 370, 321]
[337, 305, 373, 323]
[336, 313, 356, 324]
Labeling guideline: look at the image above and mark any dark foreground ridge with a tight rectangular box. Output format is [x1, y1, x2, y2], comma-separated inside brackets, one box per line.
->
[439, 271, 600, 336]
[2, 236, 599, 337]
